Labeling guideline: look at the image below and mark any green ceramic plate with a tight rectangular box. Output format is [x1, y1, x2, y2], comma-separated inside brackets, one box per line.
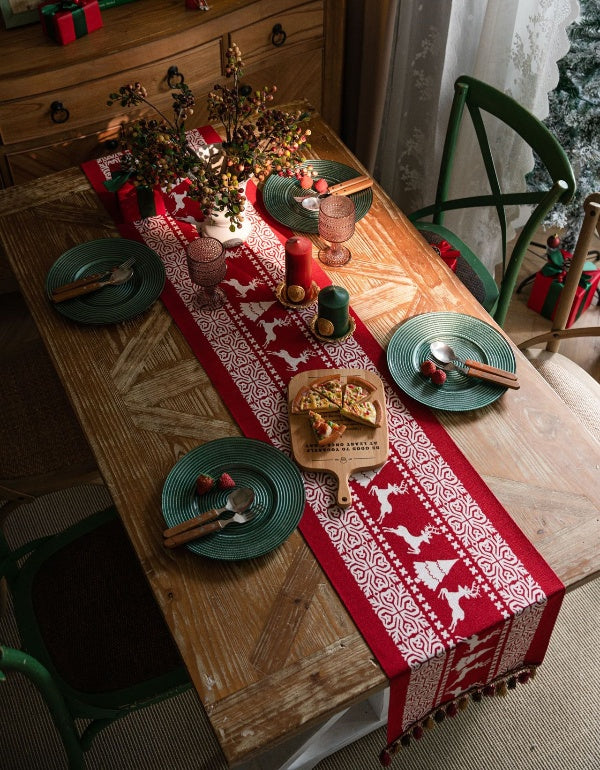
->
[162, 438, 306, 560]
[386, 312, 516, 412]
[46, 238, 165, 324]
[261, 160, 373, 233]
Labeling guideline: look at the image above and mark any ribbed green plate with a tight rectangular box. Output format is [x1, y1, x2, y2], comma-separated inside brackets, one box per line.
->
[46, 238, 165, 324]
[162, 438, 306, 560]
[387, 312, 516, 411]
[261, 160, 373, 233]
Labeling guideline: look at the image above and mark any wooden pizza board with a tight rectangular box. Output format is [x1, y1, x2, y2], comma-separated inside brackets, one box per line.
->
[288, 368, 389, 507]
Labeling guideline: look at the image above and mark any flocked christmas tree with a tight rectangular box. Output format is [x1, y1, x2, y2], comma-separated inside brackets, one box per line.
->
[527, 0, 600, 250]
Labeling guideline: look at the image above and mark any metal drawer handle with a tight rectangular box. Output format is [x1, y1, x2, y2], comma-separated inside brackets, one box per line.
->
[167, 65, 185, 88]
[50, 101, 70, 124]
[271, 23, 287, 47]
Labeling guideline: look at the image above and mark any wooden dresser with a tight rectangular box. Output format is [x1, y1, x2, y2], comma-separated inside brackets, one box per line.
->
[0, 0, 345, 187]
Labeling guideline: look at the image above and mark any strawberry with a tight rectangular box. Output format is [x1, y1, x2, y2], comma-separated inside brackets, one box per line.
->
[218, 472, 235, 489]
[195, 473, 215, 496]
[315, 178, 328, 194]
[420, 360, 437, 377]
[430, 368, 447, 386]
[299, 175, 313, 189]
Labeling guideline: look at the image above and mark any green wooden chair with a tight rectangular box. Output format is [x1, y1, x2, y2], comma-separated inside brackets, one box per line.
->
[0, 505, 191, 769]
[409, 75, 576, 327]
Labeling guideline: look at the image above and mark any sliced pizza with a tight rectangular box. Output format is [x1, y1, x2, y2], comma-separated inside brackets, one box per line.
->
[291, 385, 339, 414]
[308, 410, 346, 446]
[311, 375, 343, 409]
[343, 376, 375, 407]
[339, 399, 382, 427]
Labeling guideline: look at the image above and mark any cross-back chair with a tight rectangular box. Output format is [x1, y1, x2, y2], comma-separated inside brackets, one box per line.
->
[0, 505, 192, 769]
[518, 193, 600, 443]
[409, 74, 576, 327]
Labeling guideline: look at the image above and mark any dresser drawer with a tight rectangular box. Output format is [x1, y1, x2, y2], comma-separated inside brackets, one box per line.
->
[0, 38, 222, 146]
[231, 0, 324, 66]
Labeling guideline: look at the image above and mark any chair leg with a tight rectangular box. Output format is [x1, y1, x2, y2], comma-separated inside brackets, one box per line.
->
[0, 646, 86, 770]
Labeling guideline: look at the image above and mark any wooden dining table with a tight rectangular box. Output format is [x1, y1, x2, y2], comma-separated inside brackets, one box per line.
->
[1, 111, 599, 769]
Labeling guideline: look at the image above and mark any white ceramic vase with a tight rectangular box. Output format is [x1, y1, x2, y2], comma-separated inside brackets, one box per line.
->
[201, 179, 252, 248]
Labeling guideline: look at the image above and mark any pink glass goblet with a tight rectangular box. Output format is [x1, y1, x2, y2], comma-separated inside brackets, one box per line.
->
[318, 195, 356, 267]
[186, 237, 227, 310]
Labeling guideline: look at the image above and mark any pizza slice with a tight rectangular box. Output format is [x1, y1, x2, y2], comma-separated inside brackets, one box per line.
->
[308, 410, 346, 446]
[291, 386, 339, 414]
[339, 399, 382, 427]
[343, 376, 375, 407]
[311, 375, 343, 409]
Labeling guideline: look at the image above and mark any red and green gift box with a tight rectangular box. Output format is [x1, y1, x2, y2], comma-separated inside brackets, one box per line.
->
[104, 171, 166, 222]
[117, 183, 166, 222]
[40, 0, 103, 46]
[527, 248, 600, 328]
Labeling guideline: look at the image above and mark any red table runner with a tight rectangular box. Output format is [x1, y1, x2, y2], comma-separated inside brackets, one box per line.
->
[82, 129, 564, 763]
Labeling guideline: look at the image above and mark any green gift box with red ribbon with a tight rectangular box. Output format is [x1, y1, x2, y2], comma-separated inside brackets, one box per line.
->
[39, 0, 103, 46]
[527, 248, 600, 328]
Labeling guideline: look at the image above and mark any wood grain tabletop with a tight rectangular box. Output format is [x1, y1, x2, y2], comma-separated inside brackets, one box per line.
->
[1, 112, 598, 765]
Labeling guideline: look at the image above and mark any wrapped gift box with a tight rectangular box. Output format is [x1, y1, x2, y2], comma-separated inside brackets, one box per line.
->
[431, 239, 459, 272]
[40, 0, 103, 46]
[527, 249, 600, 328]
[117, 182, 166, 222]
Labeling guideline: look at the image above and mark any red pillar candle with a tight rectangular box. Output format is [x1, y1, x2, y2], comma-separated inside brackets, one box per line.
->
[285, 236, 313, 302]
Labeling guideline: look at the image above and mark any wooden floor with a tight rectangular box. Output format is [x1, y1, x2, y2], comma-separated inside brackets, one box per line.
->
[1, 231, 599, 379]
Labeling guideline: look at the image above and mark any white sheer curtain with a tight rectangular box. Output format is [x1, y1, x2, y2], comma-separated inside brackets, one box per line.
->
[365, 0, 580, 272]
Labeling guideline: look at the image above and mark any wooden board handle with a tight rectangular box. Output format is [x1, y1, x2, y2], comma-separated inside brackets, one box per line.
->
[336, 473, 352, 508]
[164, 519, 222, 548]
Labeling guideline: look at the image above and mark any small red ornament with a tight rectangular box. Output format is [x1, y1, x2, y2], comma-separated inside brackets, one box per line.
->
[195, 473, 215, 495]
[430, 368, 447, 386]
[547, 233, 561, 249]
[218, 472, 235, 489]
[420, 360, 437, 377]
[315, 178, 329, 194]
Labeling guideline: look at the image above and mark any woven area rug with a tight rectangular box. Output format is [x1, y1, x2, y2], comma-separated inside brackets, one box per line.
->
[1, 492, 599, 769]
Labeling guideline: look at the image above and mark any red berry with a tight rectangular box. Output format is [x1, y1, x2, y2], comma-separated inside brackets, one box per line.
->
[430, 368, 447, 386]
[315, 178, 329, 194]
[420, 360, 437, 377]
[218, 472, 235, 489]
[195, 473, 215, 496]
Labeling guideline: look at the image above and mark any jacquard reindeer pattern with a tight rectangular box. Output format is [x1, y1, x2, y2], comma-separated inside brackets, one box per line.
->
[383, 523, 441, 554]
[439, 582, 480, 632]
[369, 482, 408, 523]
